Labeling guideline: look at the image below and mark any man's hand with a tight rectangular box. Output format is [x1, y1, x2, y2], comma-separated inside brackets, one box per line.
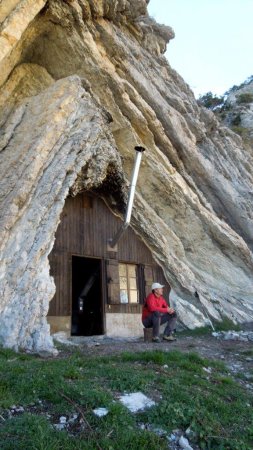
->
[167, 307, 175, 314]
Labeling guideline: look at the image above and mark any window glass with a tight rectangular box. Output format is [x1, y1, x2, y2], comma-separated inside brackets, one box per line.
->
[120, 276, 127, 289]
[120, 290, 128, 303]
[130, 290, 138, 303]
[119, 264, 127, 276]
[129, 277, 137, 289]
[119, 263, 139, 304]
[128, 265, 136, 277]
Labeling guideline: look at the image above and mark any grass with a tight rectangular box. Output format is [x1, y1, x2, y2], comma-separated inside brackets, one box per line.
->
[177, 318, 242, 337]
[213, 318, 242, 332]
[0, 347, 252, 449]
[241, 349, 253, 357]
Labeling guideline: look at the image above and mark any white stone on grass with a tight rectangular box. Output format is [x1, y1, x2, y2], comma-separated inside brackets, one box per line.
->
[93, 408, 109, 417]
[179, 435, 193, 450]
[119, 392, 155, 413]
[59, 416, 67, 424]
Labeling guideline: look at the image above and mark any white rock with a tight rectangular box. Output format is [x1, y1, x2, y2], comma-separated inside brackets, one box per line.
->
[212, 332, 219, 337]
[179, 435, 193, 450]
[15, 406, 24, 413]
[169, 433, 177, 442]
[93, 408, 109, 417]
[119, 392, 155, 412]
[59, 416, 67, 424]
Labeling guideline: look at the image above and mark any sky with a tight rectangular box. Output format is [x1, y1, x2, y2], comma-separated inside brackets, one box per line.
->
[148, 0, 253, 98]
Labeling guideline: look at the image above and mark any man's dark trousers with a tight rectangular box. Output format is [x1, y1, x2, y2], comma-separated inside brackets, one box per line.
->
[143, 311, 177, 338]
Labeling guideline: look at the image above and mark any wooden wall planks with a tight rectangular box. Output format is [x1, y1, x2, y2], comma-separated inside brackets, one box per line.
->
[48, 194, 169, 316]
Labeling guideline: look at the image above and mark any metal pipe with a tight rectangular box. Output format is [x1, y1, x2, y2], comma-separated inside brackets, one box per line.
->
[109, 146, 145, 249]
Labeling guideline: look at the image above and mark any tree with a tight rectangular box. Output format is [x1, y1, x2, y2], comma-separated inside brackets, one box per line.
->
[197, 92, 224, 110]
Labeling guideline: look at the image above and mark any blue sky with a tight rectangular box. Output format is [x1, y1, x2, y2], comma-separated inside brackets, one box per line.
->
[148, 0, 253, 98]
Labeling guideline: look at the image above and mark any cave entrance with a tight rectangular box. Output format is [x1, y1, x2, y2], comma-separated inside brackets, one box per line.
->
[71, 256, 104, 336]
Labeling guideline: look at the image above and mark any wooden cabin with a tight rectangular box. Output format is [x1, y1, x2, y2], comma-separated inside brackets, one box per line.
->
[47, 193, 170, 337]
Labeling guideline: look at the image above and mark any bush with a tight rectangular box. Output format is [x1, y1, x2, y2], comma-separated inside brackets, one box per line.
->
[231, 114, 241, 126]
[197, 92, 224, 110]
[231, 125, 246, 136]
[237, 93, 253, 104]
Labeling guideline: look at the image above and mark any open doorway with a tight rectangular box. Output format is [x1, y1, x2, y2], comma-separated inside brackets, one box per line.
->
[71, 256, 104, 336]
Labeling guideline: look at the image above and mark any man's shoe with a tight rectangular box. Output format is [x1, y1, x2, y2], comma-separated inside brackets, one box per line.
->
[163, 334, 177, 342]
[152, 336, 160, 343]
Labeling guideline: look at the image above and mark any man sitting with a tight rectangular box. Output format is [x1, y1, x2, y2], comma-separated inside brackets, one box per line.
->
[142, 282, 177, 343]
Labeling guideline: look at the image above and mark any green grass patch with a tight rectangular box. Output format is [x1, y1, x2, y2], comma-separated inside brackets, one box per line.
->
[0, 347, 252, 449]
[213, 318, 242, 332]
[176, 317, 243, 337]
[177, 325, 213, 337]
[240, 349, 253, 357]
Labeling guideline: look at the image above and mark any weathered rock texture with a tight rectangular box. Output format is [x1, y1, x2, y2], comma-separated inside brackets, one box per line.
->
[0, 0, 253, 351]
[219, 78, 253, 150]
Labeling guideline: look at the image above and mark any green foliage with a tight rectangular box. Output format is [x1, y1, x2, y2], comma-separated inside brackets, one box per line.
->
[177, 325, 212, 337]
[214, 317, 241, 331]
[231, 114, 241, 126]
[231, 125, 247, 136]
[237, 92, 253, 104]
[197, 92, 224, 110]
[241, 349, 253, 357]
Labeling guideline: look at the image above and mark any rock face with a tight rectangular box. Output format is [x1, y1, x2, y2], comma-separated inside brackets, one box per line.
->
[0, 0, 253, 352]
[219, 78, 253, 149]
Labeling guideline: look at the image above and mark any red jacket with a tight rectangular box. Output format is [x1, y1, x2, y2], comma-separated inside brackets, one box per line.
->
[142, 293, 169, 321]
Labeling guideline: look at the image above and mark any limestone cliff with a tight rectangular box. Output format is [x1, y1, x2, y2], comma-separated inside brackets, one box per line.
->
[0, 0, 253, 352]
[219, 78, 253, 151]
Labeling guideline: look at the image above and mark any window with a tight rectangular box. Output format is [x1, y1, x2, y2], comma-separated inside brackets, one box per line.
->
[119, 263, 139, 304]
